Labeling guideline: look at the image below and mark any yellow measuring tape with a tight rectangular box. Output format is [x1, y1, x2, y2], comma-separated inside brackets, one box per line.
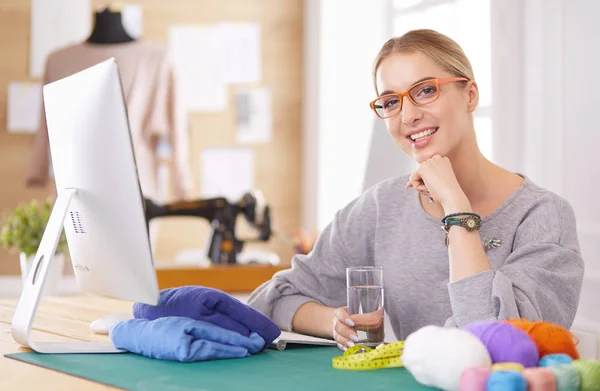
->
[332, 341, 405, 371]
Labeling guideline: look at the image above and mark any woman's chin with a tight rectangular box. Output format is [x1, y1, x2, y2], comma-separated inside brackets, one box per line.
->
[399, 140, 443, 163]
[413, 149, 438, 163]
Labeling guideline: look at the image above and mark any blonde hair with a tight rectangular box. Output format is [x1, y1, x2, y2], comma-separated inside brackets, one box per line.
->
[373, 29, 474, 95]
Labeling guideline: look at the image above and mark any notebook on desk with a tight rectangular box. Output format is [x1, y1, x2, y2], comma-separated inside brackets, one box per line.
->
[268, 331, 338, 350]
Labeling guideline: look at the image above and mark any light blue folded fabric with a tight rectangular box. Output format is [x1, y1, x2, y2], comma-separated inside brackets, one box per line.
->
[109, 316, 266, 362]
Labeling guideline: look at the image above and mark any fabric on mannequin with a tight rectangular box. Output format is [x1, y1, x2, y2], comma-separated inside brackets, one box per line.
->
[25, 40, 193, 203]
[86, 8, 135, 44]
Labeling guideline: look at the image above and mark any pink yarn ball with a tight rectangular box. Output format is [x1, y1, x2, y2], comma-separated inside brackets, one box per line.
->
[523, 367, 557, 391]
[460, 367, 492, 391]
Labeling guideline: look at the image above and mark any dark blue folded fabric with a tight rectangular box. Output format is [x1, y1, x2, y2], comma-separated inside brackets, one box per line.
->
[109, 316, 265, 362]
[133, 286, 281, 346]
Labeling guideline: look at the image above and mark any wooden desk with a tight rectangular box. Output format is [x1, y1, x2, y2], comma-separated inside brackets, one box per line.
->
[0, 295, 136, 390]
[0, 265, 286, 389]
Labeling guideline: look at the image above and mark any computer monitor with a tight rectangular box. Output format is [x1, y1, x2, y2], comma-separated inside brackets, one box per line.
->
[11, 58, 160, 353]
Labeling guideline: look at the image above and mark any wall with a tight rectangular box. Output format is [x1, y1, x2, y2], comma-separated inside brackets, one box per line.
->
[563, 0, 600, 349]
[0, 0, 303, 274]
[491, 0, 600, 352]
[0, 0, 55, 275]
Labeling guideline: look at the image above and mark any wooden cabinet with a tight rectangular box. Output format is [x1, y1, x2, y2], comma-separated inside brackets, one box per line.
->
[156, 264, 288, 292]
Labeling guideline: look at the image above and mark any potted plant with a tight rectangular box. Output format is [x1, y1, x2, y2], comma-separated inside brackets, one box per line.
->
[0, 198, 68, 295]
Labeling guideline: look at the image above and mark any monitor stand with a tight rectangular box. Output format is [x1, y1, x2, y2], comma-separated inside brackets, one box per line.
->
[10, 188, 126, 354]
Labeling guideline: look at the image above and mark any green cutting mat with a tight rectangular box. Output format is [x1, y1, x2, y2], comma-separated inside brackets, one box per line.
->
[6, 346, 436, 391]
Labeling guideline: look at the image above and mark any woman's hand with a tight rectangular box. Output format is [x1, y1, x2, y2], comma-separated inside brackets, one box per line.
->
[333, 307, 358, 351]
[405, 155, 470, 213]
[333, 307, 385, 351]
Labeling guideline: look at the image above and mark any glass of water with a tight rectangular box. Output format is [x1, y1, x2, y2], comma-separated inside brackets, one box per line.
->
[346, 266, 384, 346]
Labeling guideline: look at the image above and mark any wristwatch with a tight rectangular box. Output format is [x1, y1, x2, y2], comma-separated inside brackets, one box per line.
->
[442, 214, 481, 233]
[441, 213, 481, 246]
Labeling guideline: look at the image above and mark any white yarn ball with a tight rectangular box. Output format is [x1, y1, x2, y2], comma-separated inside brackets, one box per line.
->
[401, 325, 492, 391]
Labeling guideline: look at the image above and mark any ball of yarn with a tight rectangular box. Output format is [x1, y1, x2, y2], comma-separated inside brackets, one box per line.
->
[539, 353, 574, 367]
[570, 359, 600, 391]
[523, 367, 557, 391]
[463, 320, 539, 367]
[487, 371, 527, 391]
[460, 367, 491, 391]
[402, 325, 492, 391]
[492, 363, 525, 373]
[505, 318, 579, 359]
[547, 364, 581, 391]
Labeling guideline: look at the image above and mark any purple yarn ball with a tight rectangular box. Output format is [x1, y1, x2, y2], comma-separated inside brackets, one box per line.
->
[463, 321, 539, 368]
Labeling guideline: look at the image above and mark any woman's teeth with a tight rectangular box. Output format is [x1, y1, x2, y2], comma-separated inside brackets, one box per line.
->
[410, 128, 438, 141]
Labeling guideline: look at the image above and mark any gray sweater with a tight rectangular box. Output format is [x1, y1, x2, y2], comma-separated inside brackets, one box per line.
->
[247, 175, 585, 340]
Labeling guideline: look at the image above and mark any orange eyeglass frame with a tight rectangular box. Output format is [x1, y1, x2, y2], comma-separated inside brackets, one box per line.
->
[369, 77, 469, 119]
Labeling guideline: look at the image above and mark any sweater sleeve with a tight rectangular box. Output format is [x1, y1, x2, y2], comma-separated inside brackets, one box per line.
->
[247, 193, 378, 332]
[446, 194, 585, 329]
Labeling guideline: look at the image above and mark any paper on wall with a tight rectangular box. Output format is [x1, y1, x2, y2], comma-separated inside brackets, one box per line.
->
[200, 148, 254, 202]
[168, 25, 227, 112]
[30, 0, 91, 79]
[218, 22, 261, 84]
[235, 87, 272, 144]
[7, 82, 42, 133]
[122, 4, 143, 39]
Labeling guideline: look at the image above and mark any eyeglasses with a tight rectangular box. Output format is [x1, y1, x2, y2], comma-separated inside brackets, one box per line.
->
[369, 77, 469, 119]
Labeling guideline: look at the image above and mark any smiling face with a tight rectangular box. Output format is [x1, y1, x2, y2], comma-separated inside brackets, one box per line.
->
[375, 51, 478, 163]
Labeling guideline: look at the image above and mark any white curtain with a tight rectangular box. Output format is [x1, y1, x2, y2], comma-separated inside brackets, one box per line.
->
[491, 0, 565, 195]
[491, 0, 600, 343]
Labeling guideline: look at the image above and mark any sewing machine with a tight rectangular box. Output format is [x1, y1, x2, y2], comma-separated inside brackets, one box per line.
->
[143, 190, 273, 265]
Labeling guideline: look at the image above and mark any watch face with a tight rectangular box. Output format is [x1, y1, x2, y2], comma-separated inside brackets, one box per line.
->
[463, 216, 481, 231]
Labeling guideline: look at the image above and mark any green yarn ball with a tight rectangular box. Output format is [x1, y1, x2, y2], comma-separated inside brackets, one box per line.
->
[547, 364, 580, 391]
[571, 360, 600, 391]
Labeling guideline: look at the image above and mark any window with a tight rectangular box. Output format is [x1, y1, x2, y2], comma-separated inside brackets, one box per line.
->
[392, 0, 493, 161]
[314, 1, 390, 230]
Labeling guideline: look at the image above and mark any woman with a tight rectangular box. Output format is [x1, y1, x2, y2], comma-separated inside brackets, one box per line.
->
[247, 29, 584, 351]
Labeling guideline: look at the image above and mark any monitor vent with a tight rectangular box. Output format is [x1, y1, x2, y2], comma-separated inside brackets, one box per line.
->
[69, 211, 86, 234]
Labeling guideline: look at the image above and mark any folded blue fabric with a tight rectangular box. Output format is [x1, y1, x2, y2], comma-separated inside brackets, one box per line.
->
[109, 316, 265, 362]
[133, 286, 280, 347]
